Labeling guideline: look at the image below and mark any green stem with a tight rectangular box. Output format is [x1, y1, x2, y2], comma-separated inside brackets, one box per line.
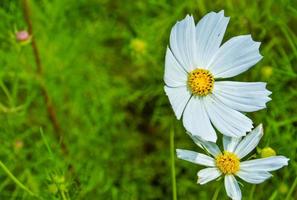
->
[248, 185, 256, 200]
[285, 176, 297, 200]
[170, 126, 177, 200]
[0, 80, 13, 105]
[61, 190, 68, 200]
[21, 0, 65, 150]
[0, 160, 35, 196]
[268, 191, 278, 200]
[211, 185, 221, 200]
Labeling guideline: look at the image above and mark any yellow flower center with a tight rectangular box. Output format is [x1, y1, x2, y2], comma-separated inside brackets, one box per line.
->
[187, 69, 214, 96]
[216, 151, 240, 174]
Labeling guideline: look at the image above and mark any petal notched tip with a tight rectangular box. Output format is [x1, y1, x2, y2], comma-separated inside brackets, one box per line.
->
[255, 123, 264, 136]
[281, 156, 290, 166]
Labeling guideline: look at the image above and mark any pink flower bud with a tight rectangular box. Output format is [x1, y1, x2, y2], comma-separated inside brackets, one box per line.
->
[16, 30, 30, 42]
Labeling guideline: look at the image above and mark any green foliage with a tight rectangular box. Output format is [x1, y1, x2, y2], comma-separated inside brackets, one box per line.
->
[0, 0, 296, 199]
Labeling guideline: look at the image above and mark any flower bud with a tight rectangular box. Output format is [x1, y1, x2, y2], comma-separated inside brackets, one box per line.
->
[16, 30, 31, 44]
[48, 184, 58, 194]
[53, 175, 65, 184]
[130, 38, 147, 54]
[260, 147, 276, 158]
[278, 182, 288, 194]
[261, 66, 273, 79]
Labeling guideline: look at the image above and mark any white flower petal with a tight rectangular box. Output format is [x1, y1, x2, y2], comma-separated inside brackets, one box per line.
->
[240, 156, 289, 172]
[170, 15, 197, 72]
[164, 47, 188, 87]
[176, 149, 215, 167]
[234, 124, 263, 159]
[236, 170, 272, 184]
[213, 81, 272, 112]
[197, 168, 222, 185]
[209, 35, 262, 78]
[187, 132, 221, 157]
[182, 97, 217, 142]
[224, 175, 242, 200]
[195, 10, 230, 68]
[164, 86, 191, 120]
[223, 136, 242, 153]
[204, 95, 253, 138]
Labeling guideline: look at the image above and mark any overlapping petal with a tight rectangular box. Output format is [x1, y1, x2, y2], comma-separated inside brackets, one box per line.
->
[183, 97, 217, 142]
[234, 124, 263, 158]
[187, 132, 221, 157]
[195, 10, 230, 68]
[240, 156, 289, 171]
[197, 168, 222, 184]
[223, 136, 242, 152]
[176, 149, 215, 166]
[236, 170, 272, 184]
[169, 15, 197, 72]
[209, 35, 262, 78]
[204, 95, 253, 138]
[213, 81, 271, 112]
[164, 86, 191, 119]
[224, 175, 242, 200]
[164, 47, 188, 87]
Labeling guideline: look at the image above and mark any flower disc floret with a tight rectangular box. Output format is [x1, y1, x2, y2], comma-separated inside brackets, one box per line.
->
[216, 151, 240, 174]
[187, 68, 214, 96]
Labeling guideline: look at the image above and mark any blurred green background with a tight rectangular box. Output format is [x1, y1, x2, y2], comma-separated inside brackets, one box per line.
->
[0, 0, 297, 199]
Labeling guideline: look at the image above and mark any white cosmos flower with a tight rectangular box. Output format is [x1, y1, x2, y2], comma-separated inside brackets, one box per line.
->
[164, 10, 271, 142]
[176, 124, 289, 200]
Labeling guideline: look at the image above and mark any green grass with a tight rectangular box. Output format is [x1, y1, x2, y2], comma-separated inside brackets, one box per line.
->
[0, 0, 297, 199]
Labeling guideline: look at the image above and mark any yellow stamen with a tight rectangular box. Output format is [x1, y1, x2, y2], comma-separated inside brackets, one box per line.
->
[216, 151, 240, 174]
[187, 68, 214, 96]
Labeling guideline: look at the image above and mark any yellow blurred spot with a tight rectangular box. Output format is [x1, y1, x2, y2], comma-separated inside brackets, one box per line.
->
[261, 66, 273, 79]
[53, 175, 65, 184]
[60, 184, 68, 192]
[279, 182, 288, 194]
[14, 140, 24, 150]
[260, 147, 276, 158]
[48, 184, 58, 194]
[130, 38, 147, 54]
